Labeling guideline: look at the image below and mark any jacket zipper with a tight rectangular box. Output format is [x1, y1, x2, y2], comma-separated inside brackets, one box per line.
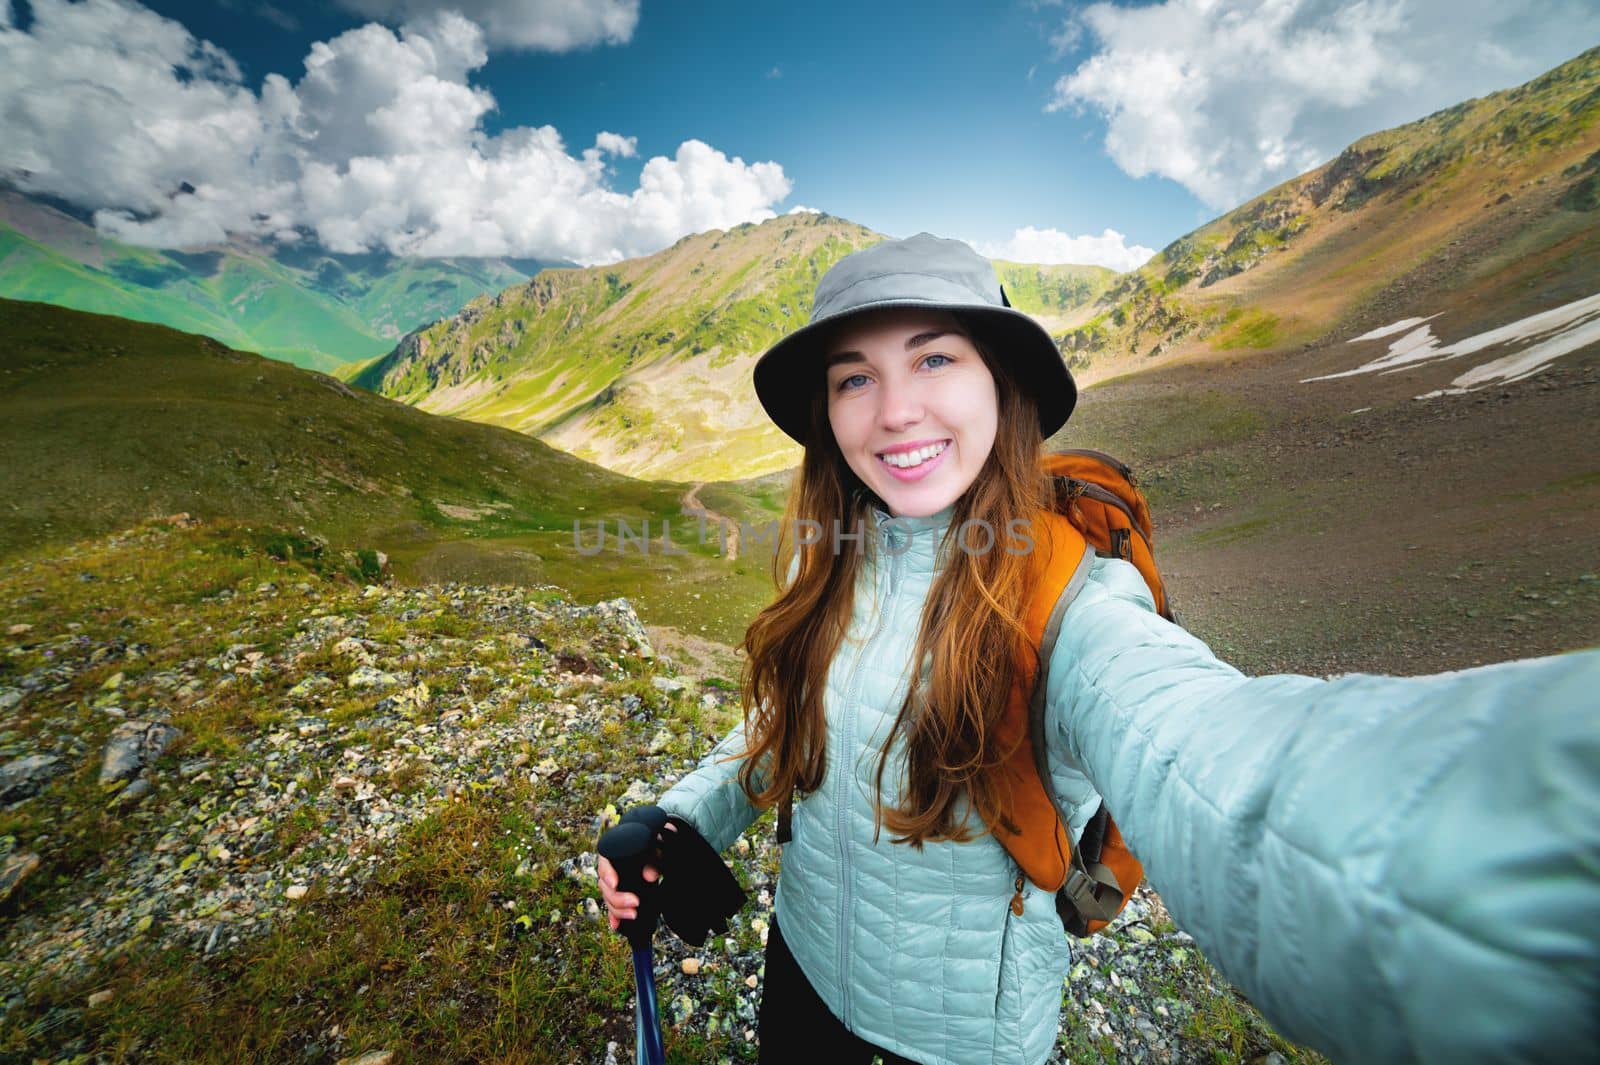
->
[835, 541, 902, 1031]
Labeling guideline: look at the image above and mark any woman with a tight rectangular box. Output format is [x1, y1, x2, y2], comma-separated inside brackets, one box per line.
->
[598, 233, 1599, 1064]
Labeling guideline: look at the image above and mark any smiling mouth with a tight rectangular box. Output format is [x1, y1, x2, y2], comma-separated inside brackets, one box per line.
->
[876, 440, 949, 469]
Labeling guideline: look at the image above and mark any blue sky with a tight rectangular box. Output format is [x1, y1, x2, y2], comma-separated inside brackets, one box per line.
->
[143, 0, 1210, 251]
[3, 0, 1595, 270]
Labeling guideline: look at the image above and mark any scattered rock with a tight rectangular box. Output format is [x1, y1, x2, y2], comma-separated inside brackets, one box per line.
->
[0, 755, 66, 804]
[331, 637, 373, 663]
[584, 598, 653, 659]
[380, 680, 430, 717]
[98, 721, 180, 785]
[288, 674, 333, 698]
[336, 1052, 393, 1065]
[0, 851, 42, 903]
[618, 779, 653, 806]
[346, 666, 403, 689]
[0, 522, 1326, 1063]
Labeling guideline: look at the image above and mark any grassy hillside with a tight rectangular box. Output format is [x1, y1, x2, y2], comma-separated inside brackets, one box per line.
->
[356, 216, 1113, 483]
[0, 516, 1320, 1064]
[0, 190, 537, 372]
[1059, 44, 1600, 380]
[0, 299, 782, 645]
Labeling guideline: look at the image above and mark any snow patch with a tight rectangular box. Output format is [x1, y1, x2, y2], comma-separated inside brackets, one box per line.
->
[1304, 292, 1600, 396]
[1348, 315, 1440, 343]
[1417, 314, 1600, 398]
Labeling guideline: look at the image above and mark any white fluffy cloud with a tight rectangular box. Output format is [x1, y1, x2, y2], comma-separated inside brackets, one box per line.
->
[979, 226, 1153, 273]
[0, 0, 789, 264]
[334, 0, 639, 52]
[1050, 0, 1600, 210]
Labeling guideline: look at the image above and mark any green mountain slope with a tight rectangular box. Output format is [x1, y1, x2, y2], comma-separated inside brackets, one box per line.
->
[355, 214, 1112, 481]
[0, 297, 792, 644]
[0, 190, 542, 372]
[0, 296, 653, 554]
[1062, 44, 1600, 375]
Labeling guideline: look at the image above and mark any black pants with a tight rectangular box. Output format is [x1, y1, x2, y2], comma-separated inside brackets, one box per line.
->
[758, 917, 917, 1065]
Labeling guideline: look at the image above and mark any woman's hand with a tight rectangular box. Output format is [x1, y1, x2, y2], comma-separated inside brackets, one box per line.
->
[597, 821, 676, 931]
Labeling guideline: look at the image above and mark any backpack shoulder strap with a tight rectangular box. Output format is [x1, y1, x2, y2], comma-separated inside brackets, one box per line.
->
[1026, 534, 1146, 935]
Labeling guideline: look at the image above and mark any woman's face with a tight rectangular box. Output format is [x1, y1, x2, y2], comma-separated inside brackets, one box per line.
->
[824, 307, 998, 518]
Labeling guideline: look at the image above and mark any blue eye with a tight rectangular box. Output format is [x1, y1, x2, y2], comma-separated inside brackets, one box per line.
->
[838, 373, 868, 392]
[922, 353, 953, 369]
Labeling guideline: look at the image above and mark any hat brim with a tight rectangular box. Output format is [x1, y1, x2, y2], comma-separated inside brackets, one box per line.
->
[753, 298, 1077, 447]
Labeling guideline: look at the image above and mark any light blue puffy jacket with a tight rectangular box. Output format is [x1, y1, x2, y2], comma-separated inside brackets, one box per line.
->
[657, 505, 1600, 1064]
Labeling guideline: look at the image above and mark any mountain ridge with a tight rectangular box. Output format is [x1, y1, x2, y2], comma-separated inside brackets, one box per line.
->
[354, 213, 1114, 480]
[0, 187, 564, 372]
[1062, 44, 1600, 376]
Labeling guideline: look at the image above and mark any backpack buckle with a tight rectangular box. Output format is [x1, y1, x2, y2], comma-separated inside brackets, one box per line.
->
[1061, 863, 1124, 923]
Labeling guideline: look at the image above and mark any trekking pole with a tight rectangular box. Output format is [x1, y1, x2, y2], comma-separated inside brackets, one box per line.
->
[598, 808, 669, 1065]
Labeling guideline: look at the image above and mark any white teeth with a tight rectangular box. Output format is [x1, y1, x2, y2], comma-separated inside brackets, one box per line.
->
[879, 441, 948, 468]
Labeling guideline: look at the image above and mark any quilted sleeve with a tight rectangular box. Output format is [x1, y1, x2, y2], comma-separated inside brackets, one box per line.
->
[1044, 557, 1600, 1063]
[655, 722, 766, 854]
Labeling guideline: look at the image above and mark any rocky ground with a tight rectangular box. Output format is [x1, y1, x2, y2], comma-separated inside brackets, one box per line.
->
[0, 517, 1317, 1063]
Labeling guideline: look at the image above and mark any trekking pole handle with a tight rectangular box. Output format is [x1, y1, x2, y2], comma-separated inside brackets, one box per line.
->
[598, 820, 663, 950]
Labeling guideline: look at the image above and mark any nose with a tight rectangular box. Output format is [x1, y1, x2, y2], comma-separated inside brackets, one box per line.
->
[876, 374, 923, 432]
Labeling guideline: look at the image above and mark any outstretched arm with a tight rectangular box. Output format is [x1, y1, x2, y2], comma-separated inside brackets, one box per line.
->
[1047, 557, 1600, 1063]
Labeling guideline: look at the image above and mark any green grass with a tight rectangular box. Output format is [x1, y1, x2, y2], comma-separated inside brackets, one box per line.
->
[1209, 308, 1282, 351]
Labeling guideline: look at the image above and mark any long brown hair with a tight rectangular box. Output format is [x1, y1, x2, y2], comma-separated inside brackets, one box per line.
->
[737, 321, 1052, 845]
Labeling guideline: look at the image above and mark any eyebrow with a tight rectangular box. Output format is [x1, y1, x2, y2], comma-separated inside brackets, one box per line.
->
[824, 331, 959, 370]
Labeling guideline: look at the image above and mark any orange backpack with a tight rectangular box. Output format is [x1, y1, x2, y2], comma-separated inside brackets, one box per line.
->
[989, 449, 1174, 935]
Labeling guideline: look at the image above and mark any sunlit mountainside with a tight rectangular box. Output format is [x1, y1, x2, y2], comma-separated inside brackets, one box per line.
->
[351, 213, 1113, 481]
[1062, 44, 1600, 378]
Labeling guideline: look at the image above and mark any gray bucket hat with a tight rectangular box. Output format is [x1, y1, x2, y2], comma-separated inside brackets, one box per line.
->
[753, 232, 1076, 445]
